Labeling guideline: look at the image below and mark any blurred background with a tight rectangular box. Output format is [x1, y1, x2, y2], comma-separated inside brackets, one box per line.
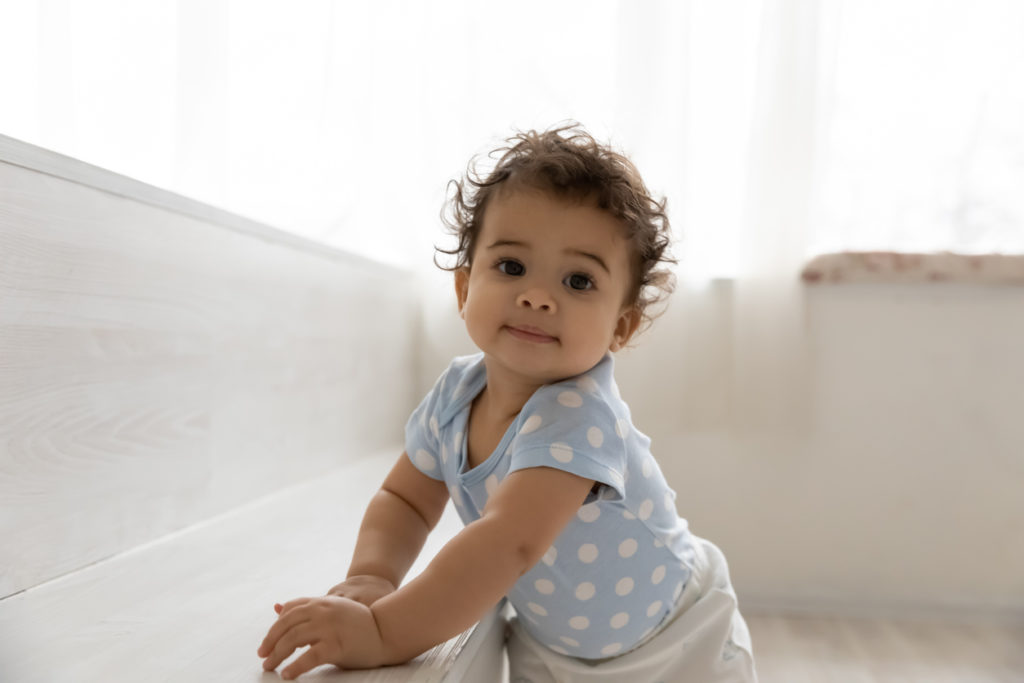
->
[3, 0, 1023, 273]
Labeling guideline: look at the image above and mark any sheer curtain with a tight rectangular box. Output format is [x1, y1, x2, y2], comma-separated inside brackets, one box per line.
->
[1, 0, 752, 275]
[2, 0, 1021, 424]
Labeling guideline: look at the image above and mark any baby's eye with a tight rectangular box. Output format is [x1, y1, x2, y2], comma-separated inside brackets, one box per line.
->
[565, 273, 594, 291]
[497, 259, 525, 276]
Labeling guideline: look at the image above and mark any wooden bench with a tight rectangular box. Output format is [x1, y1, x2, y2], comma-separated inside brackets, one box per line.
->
[0, 452, 508, 682]
[0, 135, 506, 681]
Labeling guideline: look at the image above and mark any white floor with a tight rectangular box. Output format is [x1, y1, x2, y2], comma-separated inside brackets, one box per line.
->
[746, 612, 1024, 683]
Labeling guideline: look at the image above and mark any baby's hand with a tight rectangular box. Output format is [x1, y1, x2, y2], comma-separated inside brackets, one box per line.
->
[258, 595, 389, 678]
[325, 575, 396, 607]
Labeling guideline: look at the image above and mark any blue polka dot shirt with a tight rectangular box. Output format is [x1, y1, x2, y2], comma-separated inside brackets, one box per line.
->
[405, 352, 696, 660]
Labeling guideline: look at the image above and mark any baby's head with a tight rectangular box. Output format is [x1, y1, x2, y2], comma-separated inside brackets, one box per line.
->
[438, 123, 675, 336]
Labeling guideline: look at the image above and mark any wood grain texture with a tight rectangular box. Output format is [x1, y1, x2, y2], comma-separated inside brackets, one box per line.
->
[0, 154, 419, 597]
[0, 452, 503, 682]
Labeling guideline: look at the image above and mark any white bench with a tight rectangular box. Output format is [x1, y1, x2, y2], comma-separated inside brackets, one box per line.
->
[0, 452, 507, 682]
[0, 136, 505, 682]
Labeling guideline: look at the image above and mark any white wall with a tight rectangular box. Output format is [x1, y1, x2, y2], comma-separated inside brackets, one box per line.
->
[417, 271, 1024, 618]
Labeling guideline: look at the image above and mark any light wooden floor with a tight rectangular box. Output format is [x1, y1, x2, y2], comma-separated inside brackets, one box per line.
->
[745, 613, 1024, 683]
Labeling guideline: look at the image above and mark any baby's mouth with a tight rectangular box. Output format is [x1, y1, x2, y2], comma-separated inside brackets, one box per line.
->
[504, 325, 558, 344]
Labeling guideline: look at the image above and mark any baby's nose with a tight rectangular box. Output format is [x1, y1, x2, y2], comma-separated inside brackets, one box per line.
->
[516, 288, 556, 312]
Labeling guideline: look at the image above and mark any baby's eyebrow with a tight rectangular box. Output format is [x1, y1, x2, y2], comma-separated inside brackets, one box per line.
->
[486, 239, 528, 250]
[566, 249, 610, 275]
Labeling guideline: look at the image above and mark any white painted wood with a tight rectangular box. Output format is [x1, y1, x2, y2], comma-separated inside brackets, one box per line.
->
[0, 451, 505, 682]
[448, 601, 511, 683]
[0, 140, 420, 597]
[0, 133, 378, 268]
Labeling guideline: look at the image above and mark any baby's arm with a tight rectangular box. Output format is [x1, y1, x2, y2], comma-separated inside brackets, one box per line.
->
[330, 453, 450, 604]
[370, 465, 594, 663]
[259, 463, 593, 676]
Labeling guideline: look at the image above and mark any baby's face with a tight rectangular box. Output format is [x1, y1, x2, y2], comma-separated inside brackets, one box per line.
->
[455, 187, 639, 387]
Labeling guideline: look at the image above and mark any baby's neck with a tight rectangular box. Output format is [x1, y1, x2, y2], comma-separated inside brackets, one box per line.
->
[472, 382, 532, 426]
[476, 360, 551, 422]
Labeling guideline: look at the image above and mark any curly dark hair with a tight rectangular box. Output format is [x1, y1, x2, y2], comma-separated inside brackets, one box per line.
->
[436, 123, 676, 332]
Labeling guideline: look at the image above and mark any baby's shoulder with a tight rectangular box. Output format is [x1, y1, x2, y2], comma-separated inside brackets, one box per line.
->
[430, 353, 485, 402]
[533, 355, 621, 409]
[517, 359, 629, 443]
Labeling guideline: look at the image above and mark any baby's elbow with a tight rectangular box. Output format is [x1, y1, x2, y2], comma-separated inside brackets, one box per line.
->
[511, 537, 551, 575]
[476, 515, 548, 575]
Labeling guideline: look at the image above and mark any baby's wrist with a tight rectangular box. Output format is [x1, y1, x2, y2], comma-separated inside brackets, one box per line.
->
[368, 602, 404, 666]
[345, 570, 398, 587]
[345, 573, 395, 585]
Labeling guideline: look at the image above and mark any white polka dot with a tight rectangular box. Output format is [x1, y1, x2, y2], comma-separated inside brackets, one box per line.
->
[569, 616, 590, 630]
[618, 538, 638, 558]
[615, 419, 629, 438]
[601, 643, 623, 656]
[641, 458, 654, 478]
[652, 565, 666, 585]
[549, 645, 569, 655]
[647, 601, 663, 618]
[577, 503, 601, 522]
[429, 416, 439, 439]
[610, 472, 624, 488]
[521, 414, 543, 434]
[415, 449, 437, 471]
[449, 486, 463, 507]
[528, 602, 548, 616]
[575, 582, 595, 601]
[622, 510, 636, 520]
[441, 443, 449, 464]
[586, 426, 604, 448]
[638, 499, 654, 520]
[454, 431, 463, 448]
[615, 577, 634, 596]
[535, 579, 555, 595]
[578, 543, 599, 563]
[560, 636, 580, 647]
[557, 390, 583, 407]
[542, 546, 557, 566]
[654, 538, 664, 548]
[550, 442, 573, 463]
[610, 612, 630, 629]
[664, 491, 675, 510]
[485, 474, 500, 497]
[577, 376, 599, 393]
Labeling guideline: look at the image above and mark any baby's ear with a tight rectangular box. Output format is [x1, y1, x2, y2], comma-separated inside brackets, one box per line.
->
[454, 268, 470, 318]
[610, 306, 642, 352]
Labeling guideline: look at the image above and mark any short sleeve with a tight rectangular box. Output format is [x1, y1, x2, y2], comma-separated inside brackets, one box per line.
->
[506, 384, 627, 500]
[404, 375, 446, 481]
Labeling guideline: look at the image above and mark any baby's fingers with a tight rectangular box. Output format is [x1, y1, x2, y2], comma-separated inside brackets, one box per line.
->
[261, 623, 318, 674]
[277, 597, 312, 616]
[281, 645, 328, 680]
[257, 609, 311, 658]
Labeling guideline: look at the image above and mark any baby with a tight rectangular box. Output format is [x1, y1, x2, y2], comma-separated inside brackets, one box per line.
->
[258, 124, 756, 681]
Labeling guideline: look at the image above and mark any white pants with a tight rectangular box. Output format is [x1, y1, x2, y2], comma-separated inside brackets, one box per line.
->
[506, 537, 757, 683]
